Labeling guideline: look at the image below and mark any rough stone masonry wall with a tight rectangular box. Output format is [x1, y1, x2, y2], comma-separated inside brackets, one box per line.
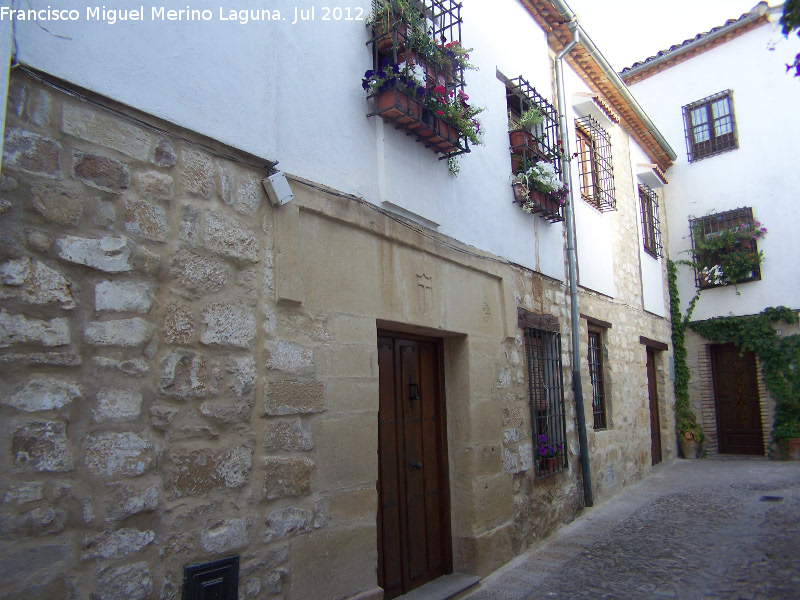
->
[0, 68, 677, 599]
[0, 70, 360, 600]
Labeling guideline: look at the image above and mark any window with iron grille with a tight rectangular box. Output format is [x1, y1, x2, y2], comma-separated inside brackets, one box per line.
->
[587, 329, 607, 430]
[682, 90, 738, 162]
[575, 116, 616, 212]
[524, 327, 568, 478]
[689, 207, 762, 288]
[639, 184, 662, 258]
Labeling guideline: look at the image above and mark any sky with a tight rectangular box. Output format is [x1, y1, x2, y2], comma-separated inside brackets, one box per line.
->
[562, 0, 769, 71]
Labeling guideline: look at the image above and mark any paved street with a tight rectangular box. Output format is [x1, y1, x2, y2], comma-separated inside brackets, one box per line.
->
[465, 457, 800, 600]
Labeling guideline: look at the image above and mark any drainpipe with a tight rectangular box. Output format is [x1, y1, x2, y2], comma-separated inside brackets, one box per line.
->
[555, 19, 593, 508]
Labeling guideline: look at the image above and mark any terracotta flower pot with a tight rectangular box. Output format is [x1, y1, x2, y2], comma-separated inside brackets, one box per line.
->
[375, 89, 423, 130]
[509, 130, 534, 154]
[540, 457, 558, 474]
[774, 438, 800, 460]
[374, 13, 407, 55]
[679, 438, 699, 459]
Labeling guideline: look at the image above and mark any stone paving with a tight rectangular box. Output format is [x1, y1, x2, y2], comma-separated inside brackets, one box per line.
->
[465, 457, 800, 600]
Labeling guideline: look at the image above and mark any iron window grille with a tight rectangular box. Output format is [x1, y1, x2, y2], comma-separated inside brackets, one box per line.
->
[524, 327, 568, 478]
[682, 90, 738, 162]
[639, 184, 662, 258]
[507, 76, 564, 222]
[366, 0, 469, 158]
[506, 77, 561, 179]
[689, 207, 761, 288]
[575, 116, 616, 212]
[587, 329, 607, 430]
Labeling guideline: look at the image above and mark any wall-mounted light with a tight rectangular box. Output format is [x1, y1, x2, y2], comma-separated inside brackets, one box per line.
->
[262, 171, 294, 206]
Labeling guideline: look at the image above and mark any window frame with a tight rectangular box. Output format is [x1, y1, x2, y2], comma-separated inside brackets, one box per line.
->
[682, 90, 738, 162]
[524, 326, 568, 479]
[587, 327, 607, 431]
[575, 116, 616, 212]
[688, 207, 761, 289]
[639, 183, 662, 258]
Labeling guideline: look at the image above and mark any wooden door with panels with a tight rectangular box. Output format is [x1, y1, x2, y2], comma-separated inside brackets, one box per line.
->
[377, 334, 451, 599]
[711, 343, 764, 455]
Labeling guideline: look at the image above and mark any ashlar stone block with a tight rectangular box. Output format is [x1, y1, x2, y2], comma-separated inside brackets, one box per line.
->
[200, 302, 256, 349]
[5, 376, 81, 412]
[181, 147, 215, 198]
[0, 310, 70, 348]
[84, 317, 155, 347]
[264, 379, 325, 415]
[159, 350, 208, 399]
[84, 431, 155, 477]
[134, 170, 174, 202]
[123, 198, 169, 242]
[62, 103, 151, 160]
[95, 280, 154, 313]
[166, 446, 252, 497]
[81, 527, 155, 560]
[265, 341, 314, 375]
[265, 419, 314, 451]
[263, 456, 314, 500]
[94, 388, 143, 421]
[163, 302, 195, 345]
[31, 182, 84, 226]
[263, 506, 312, 543]
[72, 151, 129, 193]
[200, 518, 249, 553]
[11, 420, 73, 472]
[204, 210, 259, 263]
[104, 483, 159, 521]
[2, 128, 61, 178]
[168, 248, 230, 297]
[95, 562, 153, 600]
[54, 234, 134, 273]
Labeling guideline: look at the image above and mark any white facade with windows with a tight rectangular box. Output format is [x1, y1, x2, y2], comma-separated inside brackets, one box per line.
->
[624, 3, 800, 321]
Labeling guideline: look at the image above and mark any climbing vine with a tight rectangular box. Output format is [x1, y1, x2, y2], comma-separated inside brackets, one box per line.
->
[689, 307, 800, 453]
[668, 260, 705, 445]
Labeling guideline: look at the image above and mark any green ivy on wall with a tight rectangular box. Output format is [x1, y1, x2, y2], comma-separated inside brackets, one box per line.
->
[668, 260, 705, 445]
[689, 307, 800, 452]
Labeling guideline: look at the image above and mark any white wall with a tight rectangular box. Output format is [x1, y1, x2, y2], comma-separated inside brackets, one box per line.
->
[628, 15, 800, 320]
[14, 0, 666, 284]
[629, 143, 667, 318]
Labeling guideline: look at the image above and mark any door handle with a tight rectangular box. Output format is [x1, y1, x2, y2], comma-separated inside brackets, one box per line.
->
[410, 462, 422, 470]
[408, 378, 420, 409]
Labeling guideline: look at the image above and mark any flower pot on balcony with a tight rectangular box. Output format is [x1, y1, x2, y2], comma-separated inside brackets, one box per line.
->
[433, 119, 459, 152]
[509, 129, 534, 155]
[374, 13, 407, 55]
[375, 88, 422, 129]
[540, 457, 558, 474]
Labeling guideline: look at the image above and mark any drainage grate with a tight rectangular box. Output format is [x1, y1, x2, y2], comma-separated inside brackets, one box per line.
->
[759, 496, 784, 502]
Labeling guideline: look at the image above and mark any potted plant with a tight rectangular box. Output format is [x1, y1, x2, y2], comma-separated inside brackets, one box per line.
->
[509, 107, 544, 157]
[511, 160, 567, 221]
[536, 433, 563, 474]
[363, 59, 428, 126]
[689, 219, 767, 287]
[772, 421, 800, 460]
[366, 0, 423, 55]
[426, 84, 484, 150]
[676, 410, 705, 459]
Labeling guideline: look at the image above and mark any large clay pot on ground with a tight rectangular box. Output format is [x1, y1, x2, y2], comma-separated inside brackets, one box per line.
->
[679, 438, 699, 459]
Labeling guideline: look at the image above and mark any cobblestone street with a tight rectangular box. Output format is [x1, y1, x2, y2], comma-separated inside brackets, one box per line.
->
[465, 457, 800, 600]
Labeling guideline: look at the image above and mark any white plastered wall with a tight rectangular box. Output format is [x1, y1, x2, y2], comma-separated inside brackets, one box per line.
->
[13, 0, 578, 281]
[628, 15, 800, 320]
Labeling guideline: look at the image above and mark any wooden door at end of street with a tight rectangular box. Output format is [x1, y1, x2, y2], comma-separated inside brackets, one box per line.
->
[711, 343, 764, 455]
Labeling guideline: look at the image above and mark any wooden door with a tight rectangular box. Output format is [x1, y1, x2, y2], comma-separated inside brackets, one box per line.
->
[377, 335, 450, 599]
[646, 347, 662, 465]
[711, 343, 764, 455]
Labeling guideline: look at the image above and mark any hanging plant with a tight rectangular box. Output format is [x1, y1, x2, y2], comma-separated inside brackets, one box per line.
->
[684, 216, 767, 286]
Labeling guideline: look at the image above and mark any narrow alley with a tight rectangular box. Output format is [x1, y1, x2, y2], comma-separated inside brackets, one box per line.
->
[465, 458, 800, 600]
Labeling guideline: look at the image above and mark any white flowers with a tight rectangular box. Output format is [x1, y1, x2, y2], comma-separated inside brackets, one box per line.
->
[701, 264, 725, 285]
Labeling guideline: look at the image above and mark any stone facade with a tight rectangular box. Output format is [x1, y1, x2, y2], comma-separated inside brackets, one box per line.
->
[0, 71, 675, 599]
